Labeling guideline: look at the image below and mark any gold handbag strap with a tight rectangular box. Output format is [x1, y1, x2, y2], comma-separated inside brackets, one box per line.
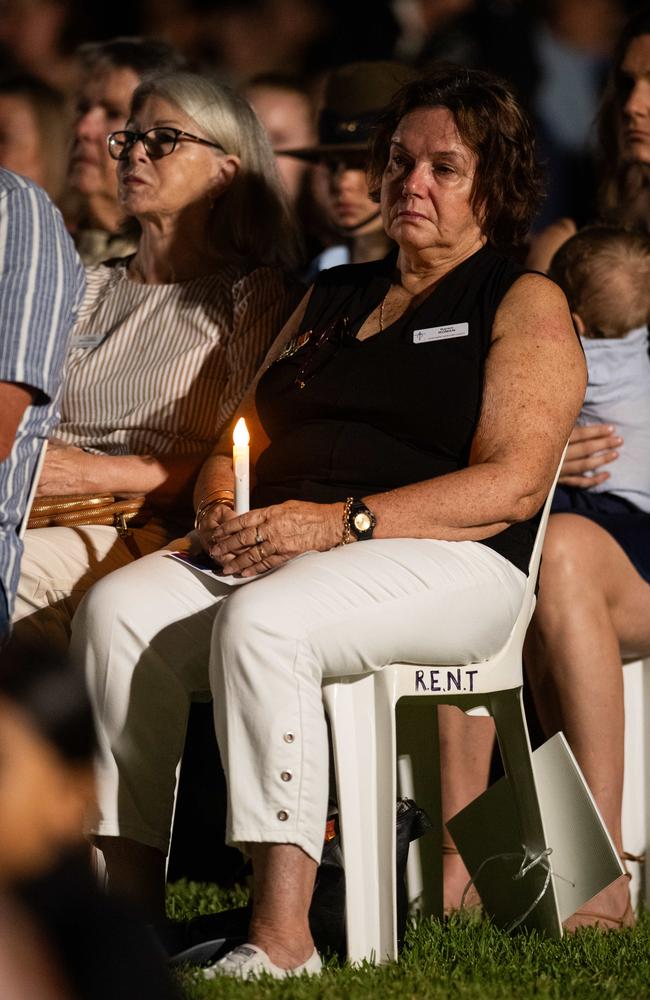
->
[26, 494, 151, 538]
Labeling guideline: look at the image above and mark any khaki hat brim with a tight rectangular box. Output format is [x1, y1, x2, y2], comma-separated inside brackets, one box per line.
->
[276, 142, 369, 162]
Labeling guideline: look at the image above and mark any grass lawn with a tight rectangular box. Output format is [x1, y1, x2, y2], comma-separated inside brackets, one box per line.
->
[168, 881, 650, 1000]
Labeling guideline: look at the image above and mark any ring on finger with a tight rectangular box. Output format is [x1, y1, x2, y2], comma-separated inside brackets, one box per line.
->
[255, 531, 264, 545]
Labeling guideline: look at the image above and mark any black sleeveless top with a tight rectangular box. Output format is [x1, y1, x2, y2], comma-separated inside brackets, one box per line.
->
[253, 245, 538, 574]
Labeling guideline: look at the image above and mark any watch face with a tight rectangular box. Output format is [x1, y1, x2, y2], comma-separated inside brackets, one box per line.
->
[353, 512, 372, 532]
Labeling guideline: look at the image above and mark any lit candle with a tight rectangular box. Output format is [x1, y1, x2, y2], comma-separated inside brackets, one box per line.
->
[233, 417, 250, 514]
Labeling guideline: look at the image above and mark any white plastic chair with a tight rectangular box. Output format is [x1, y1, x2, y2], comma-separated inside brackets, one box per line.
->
[323, 452, 566, 963]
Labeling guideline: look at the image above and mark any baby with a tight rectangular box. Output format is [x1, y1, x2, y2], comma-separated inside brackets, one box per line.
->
[550, 225, 650, 513]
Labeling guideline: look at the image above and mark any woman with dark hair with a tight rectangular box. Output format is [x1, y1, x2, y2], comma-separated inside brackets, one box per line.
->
[72, 66, 585, 976]
[527, 7, 650, 265]
[595, 7, 650, 232]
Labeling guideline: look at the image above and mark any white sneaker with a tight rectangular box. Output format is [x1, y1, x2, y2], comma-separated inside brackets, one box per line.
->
[203, 943, 322, 980]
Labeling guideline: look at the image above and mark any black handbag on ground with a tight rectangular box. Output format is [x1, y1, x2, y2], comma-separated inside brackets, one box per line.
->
[309, 797, 432, 957]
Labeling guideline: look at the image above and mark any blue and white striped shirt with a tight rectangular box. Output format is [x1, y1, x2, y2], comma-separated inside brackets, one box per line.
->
[0, 169, 85, 618]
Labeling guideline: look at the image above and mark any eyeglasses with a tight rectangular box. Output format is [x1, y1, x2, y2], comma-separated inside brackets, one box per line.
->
[107, 126, 226, 161]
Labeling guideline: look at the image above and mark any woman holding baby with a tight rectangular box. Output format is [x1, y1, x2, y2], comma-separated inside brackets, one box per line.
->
[442, 9, 650, 930]
[523, 8, 650, 931]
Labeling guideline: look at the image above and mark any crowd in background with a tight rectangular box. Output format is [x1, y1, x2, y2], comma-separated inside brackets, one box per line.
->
[0, 0, 642, 245]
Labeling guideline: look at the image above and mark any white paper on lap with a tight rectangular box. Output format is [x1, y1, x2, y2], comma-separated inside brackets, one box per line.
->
[165, 550, 274, 586]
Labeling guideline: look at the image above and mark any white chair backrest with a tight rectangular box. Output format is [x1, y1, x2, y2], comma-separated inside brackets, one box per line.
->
[520, 443, 568, 607]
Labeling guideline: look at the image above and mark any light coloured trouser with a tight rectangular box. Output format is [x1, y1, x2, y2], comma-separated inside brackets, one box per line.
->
[72, 539, 527, 863]
[12, 522, 172, 651]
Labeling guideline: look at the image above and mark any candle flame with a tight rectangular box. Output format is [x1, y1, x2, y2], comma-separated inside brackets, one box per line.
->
[233, 417, 249, 447]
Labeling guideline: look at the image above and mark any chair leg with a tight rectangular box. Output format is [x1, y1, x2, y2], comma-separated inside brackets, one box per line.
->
[396, 699, 443, 919]
[622, 659, 646, 912]
[324, 673, 398, 963]
[489, 687, 563, 937]
[642, 658, 650, 910]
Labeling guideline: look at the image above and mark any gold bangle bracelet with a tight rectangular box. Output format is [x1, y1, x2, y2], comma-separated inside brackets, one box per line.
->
[194, 496, 234, 530]
[199, 489, 234, 506]
[195, 489, 234, 520]
[196, 494, 233, 515]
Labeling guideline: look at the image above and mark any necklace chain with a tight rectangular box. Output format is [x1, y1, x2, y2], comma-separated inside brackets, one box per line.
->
[379, 291, 387, 332]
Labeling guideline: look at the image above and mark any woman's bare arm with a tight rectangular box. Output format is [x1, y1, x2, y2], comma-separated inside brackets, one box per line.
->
[36, 443, 207, 508]
[367, 274, 586, 539]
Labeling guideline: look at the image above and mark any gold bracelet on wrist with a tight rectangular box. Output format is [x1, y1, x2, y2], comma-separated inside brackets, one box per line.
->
[339, 496, 354, 546]
[195, 489, 234, 514]
[194, 493, 234, 529]
[199, 488, 234, 505]
[196, 492, 233, 512]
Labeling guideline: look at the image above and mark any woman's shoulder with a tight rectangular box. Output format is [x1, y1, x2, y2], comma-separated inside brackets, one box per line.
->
[498, 268, 569, 314]
[75, 258, 130, 316]
[452, 245, 556, 321]
[312, 256, 391, 290]
[230, 262, 291, 291]
[494, 271, 579, 354]
[230, 263, 303, 310]
[84, 256, 129, 281]
[300, 257, 392, 321]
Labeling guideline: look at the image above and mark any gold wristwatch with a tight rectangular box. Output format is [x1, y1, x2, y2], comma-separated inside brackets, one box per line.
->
[346, 498, 377, 540]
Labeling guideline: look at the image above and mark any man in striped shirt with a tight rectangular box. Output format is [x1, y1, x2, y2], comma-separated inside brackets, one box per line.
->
[0, 168, 85, 641]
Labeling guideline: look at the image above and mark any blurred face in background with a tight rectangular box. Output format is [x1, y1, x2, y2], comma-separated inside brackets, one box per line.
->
[245, 82, 315, 203]
[0, 0, 66, 69]
[313, 152, 383, 236]
[0, 93, 45, 186]
[68, 61, 140, 202]
[620, 34, 650, 165]
[0, 698, 95, 886]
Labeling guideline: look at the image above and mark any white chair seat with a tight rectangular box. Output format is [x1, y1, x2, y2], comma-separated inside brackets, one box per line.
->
[323, 452, 567, 963]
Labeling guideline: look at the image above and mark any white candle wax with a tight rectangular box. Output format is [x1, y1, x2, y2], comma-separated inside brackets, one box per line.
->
[233, 417, 250, 514]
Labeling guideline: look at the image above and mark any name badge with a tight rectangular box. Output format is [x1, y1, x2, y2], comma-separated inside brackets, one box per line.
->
[413, 322, 468, 344]
[73, 332, 105, 350]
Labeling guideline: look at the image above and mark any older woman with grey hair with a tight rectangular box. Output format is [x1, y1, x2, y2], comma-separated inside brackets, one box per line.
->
[12, 72, 300, 650]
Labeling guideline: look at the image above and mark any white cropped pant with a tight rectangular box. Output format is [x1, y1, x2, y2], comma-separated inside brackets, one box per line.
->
[71, 538, 526, 863]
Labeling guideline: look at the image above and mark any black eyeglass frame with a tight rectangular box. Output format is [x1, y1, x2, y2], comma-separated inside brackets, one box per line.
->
[107, 127, 226, 161]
